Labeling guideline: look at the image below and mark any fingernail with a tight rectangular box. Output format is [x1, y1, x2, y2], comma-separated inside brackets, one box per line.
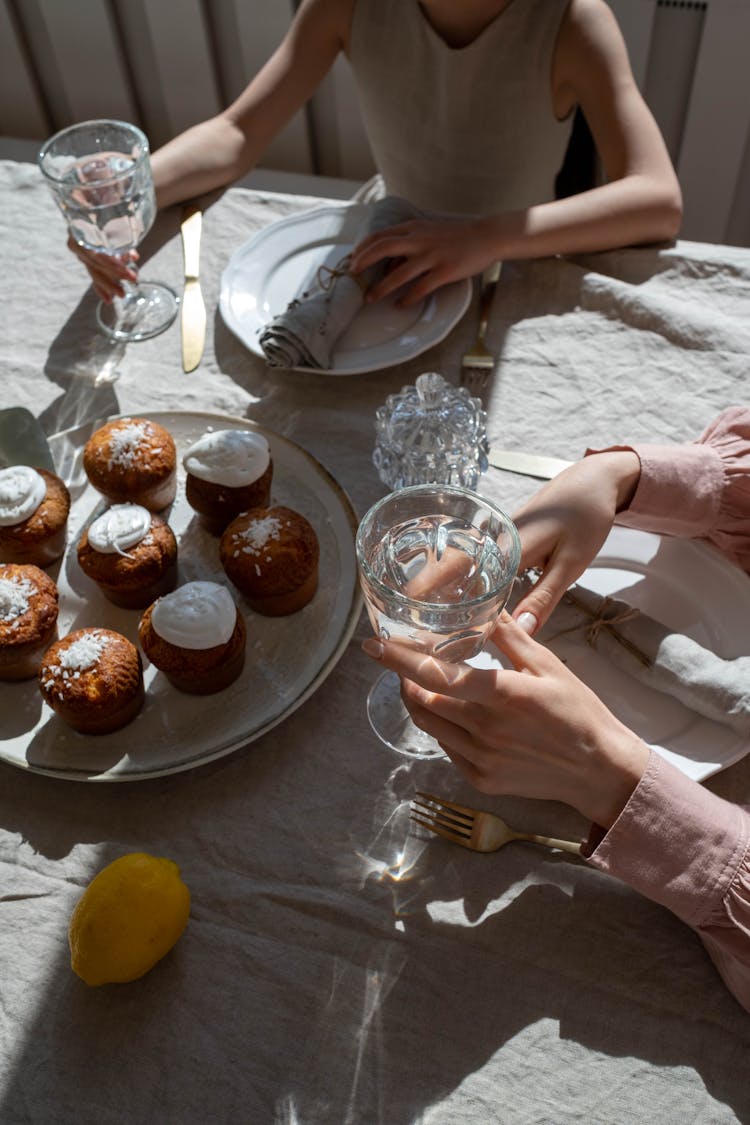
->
[516, 612, 538, 635]
[362, 638, 384, 658]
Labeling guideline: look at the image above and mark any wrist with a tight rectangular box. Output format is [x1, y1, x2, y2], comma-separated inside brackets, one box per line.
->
[584, 449, 641, 513]
[581, 727, 650, 829]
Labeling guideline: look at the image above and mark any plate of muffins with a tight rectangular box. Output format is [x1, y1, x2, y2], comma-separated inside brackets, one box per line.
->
[0, 412, 361, 780]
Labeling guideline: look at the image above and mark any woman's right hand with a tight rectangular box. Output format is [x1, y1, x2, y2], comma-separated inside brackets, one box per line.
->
[511, 450, 641, 634]
[67, 235, 139, 302]
[362, 612, 649, 828]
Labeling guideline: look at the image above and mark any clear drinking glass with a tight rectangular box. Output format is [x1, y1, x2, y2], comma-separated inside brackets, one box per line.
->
[356, 484, 521, 759]
[38, 119, 178, 343]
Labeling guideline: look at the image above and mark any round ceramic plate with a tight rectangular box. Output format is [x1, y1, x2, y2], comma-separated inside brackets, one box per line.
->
[219, 203, 472, 375]
[0, 411, 362, 781]
[476, 525, 750, 782]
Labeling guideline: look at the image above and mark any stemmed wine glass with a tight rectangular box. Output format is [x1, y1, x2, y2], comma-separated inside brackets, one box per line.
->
[38, 119, 178, 343]
[356, 484, 521, 759]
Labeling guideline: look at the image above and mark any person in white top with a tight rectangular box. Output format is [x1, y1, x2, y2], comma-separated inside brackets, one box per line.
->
[67, 0, 681, 308]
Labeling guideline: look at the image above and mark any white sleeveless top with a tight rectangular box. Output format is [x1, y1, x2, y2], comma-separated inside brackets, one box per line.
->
[348, 0, 574, 216]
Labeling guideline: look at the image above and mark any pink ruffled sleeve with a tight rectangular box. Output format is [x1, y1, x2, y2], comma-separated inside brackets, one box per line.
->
[582, 750, 750, 1013]
[583, 407, 750, 1008]
[587, 405, 750, 574]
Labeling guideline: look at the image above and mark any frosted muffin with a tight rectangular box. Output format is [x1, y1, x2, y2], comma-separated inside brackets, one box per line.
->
[38, 628, 144, 734]
[183, 429, 273, 533]
[83, 417, 177, 512]
[0, 465, 70, 566]
[77, 503, 178, 609]
[0, 563, 59, 681]
[219, 506, 319, 616]
[138, 580, 246, 694]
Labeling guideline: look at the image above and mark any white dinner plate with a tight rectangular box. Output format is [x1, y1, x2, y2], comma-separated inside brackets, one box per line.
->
[219, 203, 472, 375]
[0, 412, 361, 782]
[478, 525, 750, 782]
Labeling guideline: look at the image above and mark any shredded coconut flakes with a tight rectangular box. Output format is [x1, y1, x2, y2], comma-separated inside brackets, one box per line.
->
[0, 575, 36, 622]
[234, 515, 281, 556]
[57, 631, 107, 672]
[106, 421, 151, 469]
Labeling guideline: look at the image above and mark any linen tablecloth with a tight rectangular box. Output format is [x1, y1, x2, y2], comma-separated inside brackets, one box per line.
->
[2, 158, 750, 1124]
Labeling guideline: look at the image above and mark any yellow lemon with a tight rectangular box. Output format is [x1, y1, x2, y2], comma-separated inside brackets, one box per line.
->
[69, 852, 190, 986]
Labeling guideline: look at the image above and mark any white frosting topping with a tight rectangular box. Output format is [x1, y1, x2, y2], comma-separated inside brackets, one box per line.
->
[151, 581, 236, 650]
[0, 466, 46, 527]
[88, 504, 152, 554]
[183, 429, 270, 487]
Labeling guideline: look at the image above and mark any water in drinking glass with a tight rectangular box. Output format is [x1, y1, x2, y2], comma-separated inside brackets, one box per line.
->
[363, 514, 512, 662]
[59, 152, 156, 254]
[356, 484, 521, 758]
[38, 119, 177, 344]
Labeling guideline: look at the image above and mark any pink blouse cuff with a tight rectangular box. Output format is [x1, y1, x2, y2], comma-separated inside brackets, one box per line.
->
[585, 442, 725, 537]
[581, 750, 750, 930]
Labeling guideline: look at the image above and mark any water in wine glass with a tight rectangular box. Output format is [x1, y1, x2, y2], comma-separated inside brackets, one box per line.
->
[57, 151, 155, 255]
[363, 513, 513, 663]
[38, 119, 178, 343]
[356, 484, 520, 759]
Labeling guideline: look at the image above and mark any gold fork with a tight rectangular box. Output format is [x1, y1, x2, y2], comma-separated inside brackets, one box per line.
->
[411, 791, 582, 855]
[459, 261, 502, 394]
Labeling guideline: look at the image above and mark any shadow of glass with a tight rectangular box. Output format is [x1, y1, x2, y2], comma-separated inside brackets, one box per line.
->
[2, 650, 750, 1125]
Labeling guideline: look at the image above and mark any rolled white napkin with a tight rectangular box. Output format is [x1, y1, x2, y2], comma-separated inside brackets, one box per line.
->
[515, 574, 750, 737]
[258, 196, 423, 370]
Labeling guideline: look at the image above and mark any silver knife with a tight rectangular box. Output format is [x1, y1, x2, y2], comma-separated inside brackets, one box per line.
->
[180, 204, 206, 372]
[487, 449, 573, 479]
[0, 407, 55, 472]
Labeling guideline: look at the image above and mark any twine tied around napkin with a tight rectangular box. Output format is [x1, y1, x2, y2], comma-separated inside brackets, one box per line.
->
[290, 256, 367, 307]
[549, 588, 651, 668]
[513, 572, 750, 737]
[258, 196, 425, 370]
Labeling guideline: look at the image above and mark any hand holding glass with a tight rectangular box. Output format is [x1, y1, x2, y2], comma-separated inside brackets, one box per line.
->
[38, 119, 177, 342]
[356, 484, 521, 758]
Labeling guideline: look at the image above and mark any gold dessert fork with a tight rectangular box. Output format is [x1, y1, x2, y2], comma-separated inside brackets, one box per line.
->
[411, 791, 582, 855]
[459, 261, 502, 394]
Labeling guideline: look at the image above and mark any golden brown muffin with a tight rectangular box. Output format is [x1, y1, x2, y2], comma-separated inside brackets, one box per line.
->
[82, 417, 177, 512]
[38, 628, 144, 734]
[0, 467, 70, 566]
[185, 461, 273, 534]
[138, 581, 246, 695]
[77, 506, 178, 609]
[219, 506, 319, 616]
[0, 563, 59, 681]
[183, 429, 273, 534]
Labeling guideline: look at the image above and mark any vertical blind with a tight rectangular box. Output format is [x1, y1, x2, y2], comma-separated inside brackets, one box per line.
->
[1, 0, 748, 245]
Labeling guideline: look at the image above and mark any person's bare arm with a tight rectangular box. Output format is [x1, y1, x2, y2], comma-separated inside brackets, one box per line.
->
[152, 0, 351, 206]
[515, 0, 683, 253]
[352, 0, 683, 305]
[68, 0, 351, 298]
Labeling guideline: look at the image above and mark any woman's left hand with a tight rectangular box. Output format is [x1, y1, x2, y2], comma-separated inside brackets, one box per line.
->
[362, 611, 649, 828]
[349, 217, 496, 306]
